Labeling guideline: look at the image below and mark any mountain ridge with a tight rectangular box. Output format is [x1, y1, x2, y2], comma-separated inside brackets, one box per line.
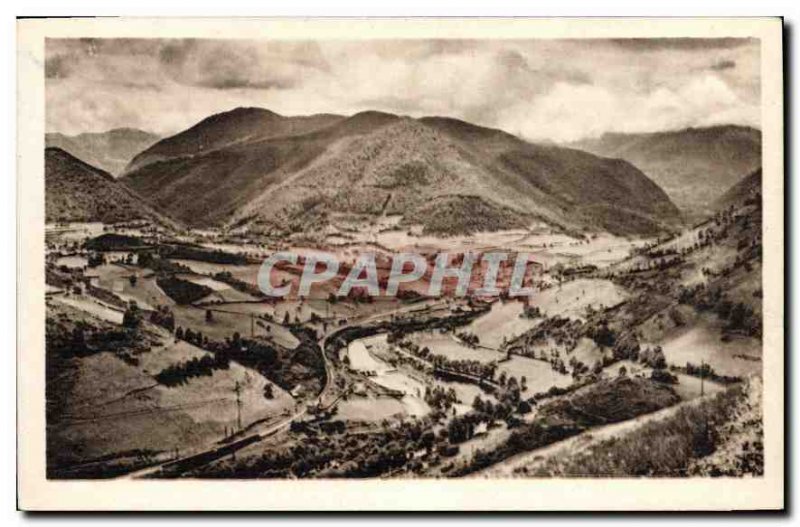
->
[120, 107, 683, 237]
[46, 128, 161, 177]
[569, 125, 762, 217]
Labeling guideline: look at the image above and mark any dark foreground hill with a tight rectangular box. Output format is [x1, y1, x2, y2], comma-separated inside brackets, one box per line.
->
[46, 128, 161, 177]
[45, 147, 178, 227]
[122, 107, 682, 237]
[570, 125, 762, 217]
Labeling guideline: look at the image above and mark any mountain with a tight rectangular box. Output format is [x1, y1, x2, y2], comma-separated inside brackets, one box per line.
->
[569, 125, 761, 217]
[45, 147, 178, 227]
[715, 169, 762, 211]
[121, 107, 681, 237]
[46, 128, 161, 177]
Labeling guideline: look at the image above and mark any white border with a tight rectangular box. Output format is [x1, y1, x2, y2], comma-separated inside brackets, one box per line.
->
[16, 17, 784, 511]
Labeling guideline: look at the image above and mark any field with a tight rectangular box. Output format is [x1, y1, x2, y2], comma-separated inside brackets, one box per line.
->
[55, 255, 89, 269]
[46, 318, 294, 478]
[51, 295, 124, 324]
[175, 274, 261, 304]
[92, 263, 173, 310]
[170, 259, 266, 288]
[527, 278, 628, 320]
[336, 396, 407, 422]
[411, 333, 503, 363]
[346, 337, 392, 373]
[341, 335, 430, 420]
[464, 300, 539, 349]
[656, 313, 762, 377]
[497, 356, 573, 397]
[171, 304, 299, 349]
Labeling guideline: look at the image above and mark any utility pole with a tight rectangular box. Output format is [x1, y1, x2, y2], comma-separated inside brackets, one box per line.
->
[250, 313, 255, 338]
[234, 381, 243, 432]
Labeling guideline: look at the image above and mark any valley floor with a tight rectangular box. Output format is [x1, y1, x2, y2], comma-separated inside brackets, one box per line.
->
[43, 201, 764, 479]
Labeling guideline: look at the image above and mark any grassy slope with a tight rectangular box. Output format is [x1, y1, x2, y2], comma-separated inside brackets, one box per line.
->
[529, 378, 762, 477]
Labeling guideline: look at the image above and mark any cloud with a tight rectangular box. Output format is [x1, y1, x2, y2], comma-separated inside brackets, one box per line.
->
[45, 54, 72, 79]
[711, 59, 737, 71]
[157, 40, 329, 91]
[45, 37, 761, 141]
[497, 73, 758, 142]
[606, 37, 756, 52]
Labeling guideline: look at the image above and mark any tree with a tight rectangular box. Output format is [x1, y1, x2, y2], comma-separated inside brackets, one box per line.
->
[206, 309, 214, 323]
[593, 322, 616, 348]
[70, 327, 86, 350]
[150, 305, 175, 331]
[88, 253, 105, 268]
[447, 417, 472, 444]
[122, 302, 142, 329]
[128, 274, 138, 287]
[592, 361, 603, 375]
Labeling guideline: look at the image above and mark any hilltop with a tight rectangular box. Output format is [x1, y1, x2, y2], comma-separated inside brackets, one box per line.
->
[125, 108, 344, 173]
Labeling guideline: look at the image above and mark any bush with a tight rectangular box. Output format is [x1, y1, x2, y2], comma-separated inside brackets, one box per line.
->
[651, 368, 678, 384]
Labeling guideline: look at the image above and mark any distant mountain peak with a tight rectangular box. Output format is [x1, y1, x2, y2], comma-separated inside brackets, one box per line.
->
[45, 128, 161, 177]
[350, 109, 399, 119]
[45, 146, 115, 181]
[570, 124, 762, 217]
[207, 106, 283, 121]
[589, 123, 761, 142]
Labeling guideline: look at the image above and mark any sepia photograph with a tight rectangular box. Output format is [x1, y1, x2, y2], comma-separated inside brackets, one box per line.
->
[16, 16, 784, 511]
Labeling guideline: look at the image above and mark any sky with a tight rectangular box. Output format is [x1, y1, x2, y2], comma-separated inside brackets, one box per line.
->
[45, 37, 761, 143]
